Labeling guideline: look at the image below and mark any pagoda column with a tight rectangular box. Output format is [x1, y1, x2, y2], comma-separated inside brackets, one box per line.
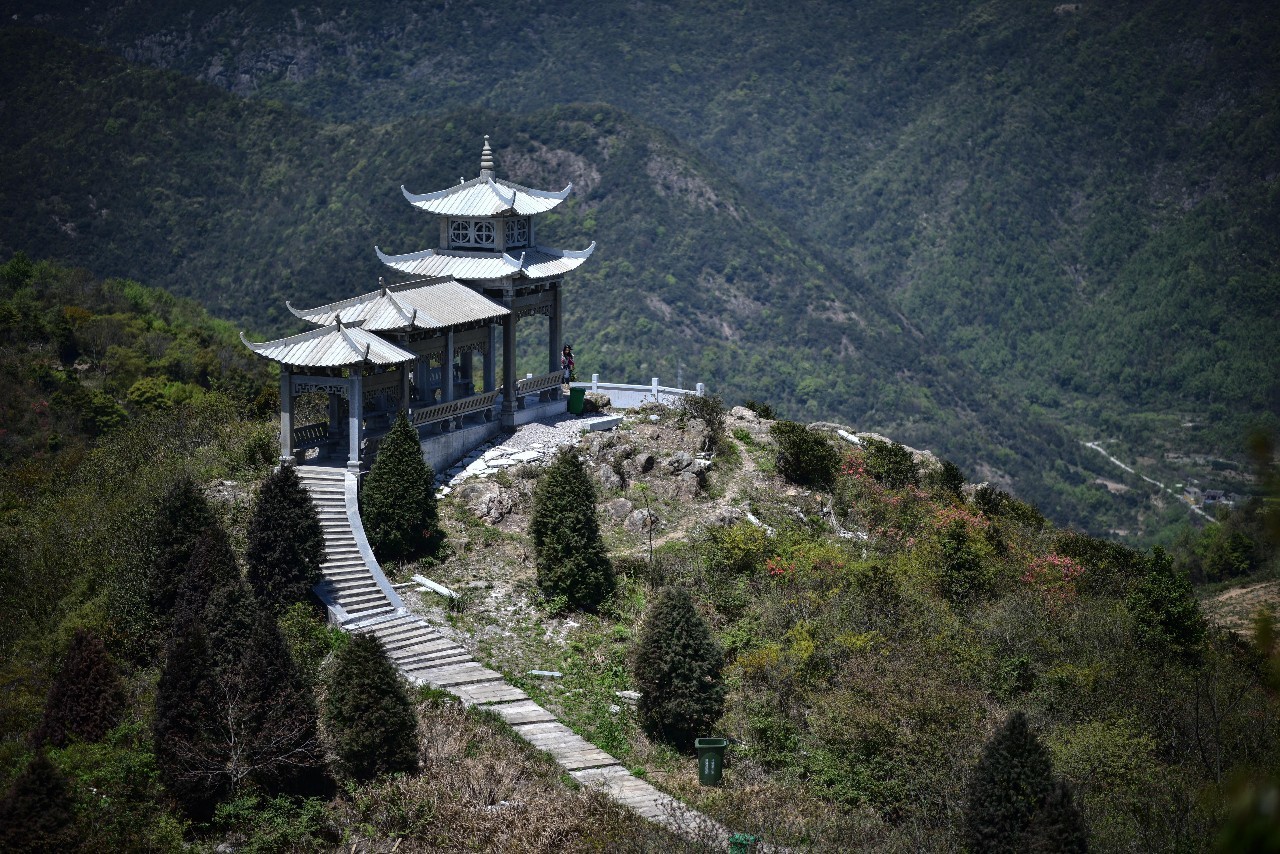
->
[549, 285, 562, 378]
[347, 370, 363, 475]
[461, 349, 474, 393]
[501, 311, 517, 427]
[278, 367, 294, 466]
[443, 329, 455, 403]
[484, 323, 497, 392]
[399, 362, 410, 412]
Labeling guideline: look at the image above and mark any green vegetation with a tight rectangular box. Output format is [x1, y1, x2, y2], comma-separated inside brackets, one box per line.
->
[359, 410, 439, 561]
[966, 711, 1087, 853]
[770, 421, 841, 489]
[246, 464, 324, 613]
[30, 628, 125, 750]
[6, 16, 1276, 539]
[632, 587, 726, 752]
[0, 753, 79, 852]
[321, 634, 418, 783]
[530, 447, 615, 610]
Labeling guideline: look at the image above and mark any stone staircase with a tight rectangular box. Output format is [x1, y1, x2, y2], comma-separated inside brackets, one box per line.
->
[294, 464, 734, 846]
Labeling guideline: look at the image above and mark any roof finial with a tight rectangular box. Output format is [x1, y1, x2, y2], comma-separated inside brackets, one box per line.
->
[379, 276, 386, 294]
[480, 134, 495, 177]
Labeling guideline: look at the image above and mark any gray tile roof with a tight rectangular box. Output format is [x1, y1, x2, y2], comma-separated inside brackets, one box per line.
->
[402, 176, 572, 217]
[289, 279, 510, 331]
[374, 243, 595, 281]
[241, 321, 417, 368]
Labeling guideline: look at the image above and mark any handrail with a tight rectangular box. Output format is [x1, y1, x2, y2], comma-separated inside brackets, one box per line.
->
[292, 422, 329, 446]
[408, 390, 500, 427]
[516, 370, 563, 395]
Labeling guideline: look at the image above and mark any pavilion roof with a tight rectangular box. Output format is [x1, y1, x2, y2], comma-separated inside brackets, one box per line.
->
[288, 278, 510, 331]
[240, 320, 417, 368]
[374, 243, 596, 281]
[401, 175, 572, 217]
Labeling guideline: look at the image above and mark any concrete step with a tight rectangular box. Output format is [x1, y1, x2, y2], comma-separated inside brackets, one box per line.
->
[372, 621, 439, 645]
[397, 650, 472, 670]
[342, 599, 395, 617]
[382, 632, 450, 655]
[338, 591, 391, 610]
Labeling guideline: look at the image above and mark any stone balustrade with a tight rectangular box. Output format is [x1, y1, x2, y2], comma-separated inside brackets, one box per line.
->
[409, 390, 501, 428]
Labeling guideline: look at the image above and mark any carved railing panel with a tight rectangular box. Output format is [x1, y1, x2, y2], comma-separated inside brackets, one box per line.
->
[408, 390, 500, 428]
[516, 371, 563, 396]
[292, 422, 329, 447]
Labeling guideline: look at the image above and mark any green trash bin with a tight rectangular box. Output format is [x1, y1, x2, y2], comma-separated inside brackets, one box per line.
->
[568, 386, 586, 415]
[695, 737, 728, 786]
[728, 833, 759, 854]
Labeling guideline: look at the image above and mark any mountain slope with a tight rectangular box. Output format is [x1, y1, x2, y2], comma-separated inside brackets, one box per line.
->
[0, 29, 1169, 533]
[12, 0, 1278, 452]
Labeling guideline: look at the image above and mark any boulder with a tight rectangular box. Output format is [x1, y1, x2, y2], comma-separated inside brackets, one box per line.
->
[597, 464, 624, 492]
[666, 450, 694, 473]
[603, 498, 634, 522]
[455, 480, 514, 523]
[675, 471, 701, 500]
[729, 405, 760, 422]
[709, 506, 745, 527]
[624, 508, 659, 534]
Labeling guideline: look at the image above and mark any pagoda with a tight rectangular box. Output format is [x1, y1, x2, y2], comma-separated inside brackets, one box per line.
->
[241, 136, 594, 474]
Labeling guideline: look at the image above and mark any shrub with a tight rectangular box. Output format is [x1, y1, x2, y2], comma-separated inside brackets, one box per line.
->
[1053, 531, 1146, 596]
[927, 458, 966, 500]
[529, 447, 615, 610]
[360, 410, 438, 561]
[861, 438, 918, 489]
[31, 628, 125, 749]
[632, 587, 726, 751]
[247, 464, 325, 612]
[770, 421, 841, 489]
[973, 484, 1045, 531]
[1125, 547, 1205, 663]
[742, 399, 776, 420]
[935, 520, 992, 606]
[322, 633, 419, 782]
[966, 711, 1086, 853]
[678, 393, 726, 453]
[0, 753, 79, 852]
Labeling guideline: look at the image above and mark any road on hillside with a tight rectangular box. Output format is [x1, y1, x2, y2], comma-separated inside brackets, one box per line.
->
[1082, 441, 1217, 524]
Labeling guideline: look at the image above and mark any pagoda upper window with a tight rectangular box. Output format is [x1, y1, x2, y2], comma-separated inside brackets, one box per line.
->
[505, 217, 530, 248]
[448, 218, 498, 249]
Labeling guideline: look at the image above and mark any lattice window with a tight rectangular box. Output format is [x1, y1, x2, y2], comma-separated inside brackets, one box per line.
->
[505, 217, 530, 247]
[449, 220, 471, 245]
[473, 221, 495, 245]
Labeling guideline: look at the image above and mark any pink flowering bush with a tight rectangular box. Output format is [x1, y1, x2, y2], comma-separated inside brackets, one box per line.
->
[1020, 554, 1085, 605]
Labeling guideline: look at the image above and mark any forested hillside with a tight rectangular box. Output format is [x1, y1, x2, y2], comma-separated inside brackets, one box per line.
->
[3, 0, 1279, 539]
[0, 29, 1131, 535]
[13, 0, 1278, 448]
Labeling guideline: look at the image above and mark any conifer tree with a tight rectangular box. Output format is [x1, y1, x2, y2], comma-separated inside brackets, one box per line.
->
[149, 474, 216, 619]
[0, 752, 80, 852]
[169, 523, 240, 631]
[31, 628, 126, 749]
[360, 411, 437, 560]
[155, 579, 322, 818]
[322, 633, 419, 782]
[632, 586, 726, 751]
[966, 711, 1087, 853]
[529, 447, 614, 609]
[247, 464, 324, 612]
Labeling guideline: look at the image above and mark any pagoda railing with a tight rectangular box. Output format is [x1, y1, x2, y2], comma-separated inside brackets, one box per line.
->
[516, 371, 563, 397]
[292, 422, 329, 448]
[408, 390, 500, 429]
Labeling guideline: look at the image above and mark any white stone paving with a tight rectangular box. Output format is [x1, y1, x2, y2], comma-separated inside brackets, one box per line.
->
[437, 412, 621, 494]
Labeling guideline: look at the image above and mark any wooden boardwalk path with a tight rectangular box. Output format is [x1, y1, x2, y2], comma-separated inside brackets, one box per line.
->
[299, 466, 732, 847]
